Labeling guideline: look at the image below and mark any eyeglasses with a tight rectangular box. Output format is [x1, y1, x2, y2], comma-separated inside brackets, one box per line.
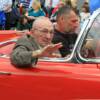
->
[34, 28, 54, 34]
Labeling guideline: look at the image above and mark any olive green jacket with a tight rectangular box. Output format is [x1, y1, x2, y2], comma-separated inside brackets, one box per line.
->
[11, 34, 40, 68]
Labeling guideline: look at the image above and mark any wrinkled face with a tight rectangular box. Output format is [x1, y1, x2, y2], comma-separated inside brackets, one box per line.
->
[31, 20, 54, 47]
[60, 10, 79, 33]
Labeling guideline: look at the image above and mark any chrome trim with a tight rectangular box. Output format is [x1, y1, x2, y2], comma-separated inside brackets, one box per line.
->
[77, 9, 100, 63]
[0, 39, 17, 47]
[0, 39, 17, 58]
[38, 56, 70, 62]
[0, 71, 11, 75]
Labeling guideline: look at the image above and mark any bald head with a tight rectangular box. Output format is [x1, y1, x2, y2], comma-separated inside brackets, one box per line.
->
[32, 17, 53, 30]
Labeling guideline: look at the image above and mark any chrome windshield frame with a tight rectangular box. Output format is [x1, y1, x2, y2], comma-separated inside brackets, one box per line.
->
[77, 9, 100, 63]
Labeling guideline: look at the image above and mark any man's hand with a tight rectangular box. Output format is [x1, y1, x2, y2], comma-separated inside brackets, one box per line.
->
[39, 43, 62, 57]
[32, 43, 62, 58]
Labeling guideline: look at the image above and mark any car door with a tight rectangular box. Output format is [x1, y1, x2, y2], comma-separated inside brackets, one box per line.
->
[0, 51, 100, 99]
[0, 57, 100, 100]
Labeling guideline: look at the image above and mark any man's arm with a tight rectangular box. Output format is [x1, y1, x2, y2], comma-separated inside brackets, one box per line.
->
[11, 46, 37, 68]
[11, 43, 62, 68]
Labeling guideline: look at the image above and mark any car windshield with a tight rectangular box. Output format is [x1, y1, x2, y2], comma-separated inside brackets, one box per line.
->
[80, 14, 100, 59]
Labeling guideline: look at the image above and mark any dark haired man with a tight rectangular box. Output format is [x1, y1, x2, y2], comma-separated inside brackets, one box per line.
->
[52, 5, 79, 57]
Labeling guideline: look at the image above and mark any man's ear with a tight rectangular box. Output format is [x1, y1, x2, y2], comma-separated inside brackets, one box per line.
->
[30, 29, 34, 35]
[60, 16, 65, 23]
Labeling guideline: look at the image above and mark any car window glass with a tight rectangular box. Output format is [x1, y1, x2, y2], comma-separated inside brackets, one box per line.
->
[80, 14, 100, 59]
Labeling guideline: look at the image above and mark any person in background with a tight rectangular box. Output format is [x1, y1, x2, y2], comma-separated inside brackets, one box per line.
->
[17, 0, 32, 15]
[50, 1, 65, 22]
[18, 0, 31, 11]
[11, 17, 62, 68]
[0, 0, 12, 29]
[45, 0, 60, 17]
[52, 5, 79, 57]
[44, 0, 51, 16]
[17, 15, 31, 31]
[50, 0, 60, 16]
[0, 0, 12, 12]
[51, 1, 65, 15]
[26, 0, 45, 20]
[80, 2, 90, 24]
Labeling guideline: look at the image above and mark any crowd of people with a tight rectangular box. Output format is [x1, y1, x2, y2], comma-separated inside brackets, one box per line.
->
[0, 0, 90, 30]
[0, 0, 91, 68]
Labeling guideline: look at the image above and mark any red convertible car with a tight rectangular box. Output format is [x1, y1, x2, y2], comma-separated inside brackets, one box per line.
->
[0, 30, 19, 42]
[0, 9, 100, 100]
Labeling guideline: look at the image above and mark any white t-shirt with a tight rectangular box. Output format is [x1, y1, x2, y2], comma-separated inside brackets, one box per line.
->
[80, 12, 90, 22]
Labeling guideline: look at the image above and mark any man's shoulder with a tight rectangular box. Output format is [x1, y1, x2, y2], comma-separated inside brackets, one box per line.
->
[52, 30, 66, 43]
[16, 34, 35, 47]
[17, 34, 30, 42]
[53, 29, 66, 39]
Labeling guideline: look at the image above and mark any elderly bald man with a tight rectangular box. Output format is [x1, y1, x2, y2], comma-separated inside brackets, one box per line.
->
[11, 17, 62, 68]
